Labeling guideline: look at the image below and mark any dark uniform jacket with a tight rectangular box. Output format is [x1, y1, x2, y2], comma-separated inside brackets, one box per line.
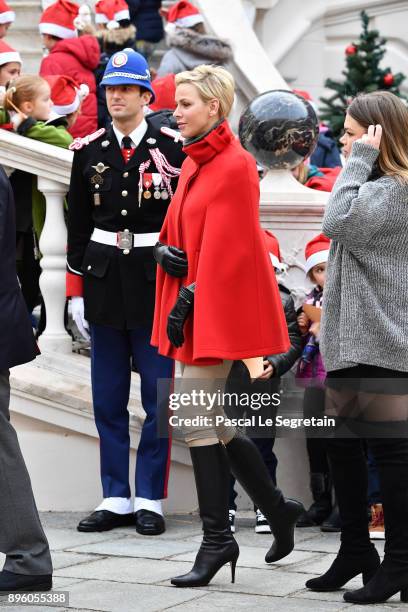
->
[0, 166, 38, 371]
[66, 114, 185, 330]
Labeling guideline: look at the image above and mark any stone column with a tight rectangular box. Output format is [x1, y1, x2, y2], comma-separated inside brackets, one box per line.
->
[260, 169, 328, 307]
[37, 177, 72, 354]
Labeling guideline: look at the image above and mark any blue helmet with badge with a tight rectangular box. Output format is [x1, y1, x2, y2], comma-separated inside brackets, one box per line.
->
[100, 48, 155, 102]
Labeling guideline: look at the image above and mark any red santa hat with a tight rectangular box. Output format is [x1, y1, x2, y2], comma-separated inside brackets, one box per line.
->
[44, 74, 89, 115]
[305, 233, 330, 274]
[0, 39, 21, 66]
[150, 73, 176, 112]
[39, 0, 79, 39]
[264, 229, 285, 271]
[0, 0, 14, 24]
[95, 0, 129, 27]
[166, 1, 203, 28]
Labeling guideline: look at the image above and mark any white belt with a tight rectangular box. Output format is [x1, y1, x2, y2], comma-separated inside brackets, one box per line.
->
[91, 228, 159, 249]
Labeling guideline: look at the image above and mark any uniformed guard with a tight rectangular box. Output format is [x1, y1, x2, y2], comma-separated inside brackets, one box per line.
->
[66, 48, 186, 535]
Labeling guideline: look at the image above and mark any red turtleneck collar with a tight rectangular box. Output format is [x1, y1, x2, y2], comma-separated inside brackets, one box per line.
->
[182, 120, 234, 165]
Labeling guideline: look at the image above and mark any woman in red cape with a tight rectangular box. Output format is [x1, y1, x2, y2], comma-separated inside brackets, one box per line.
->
[152, 65, 304, 588]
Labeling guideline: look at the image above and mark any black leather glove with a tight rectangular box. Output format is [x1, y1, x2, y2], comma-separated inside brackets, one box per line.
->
[167, 283, 195, 348]
[153, 241, 188, 277]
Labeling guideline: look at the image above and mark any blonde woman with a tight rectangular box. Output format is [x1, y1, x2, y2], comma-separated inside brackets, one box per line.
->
[307, 91, 408, 605]
[152, 65, 304, 587]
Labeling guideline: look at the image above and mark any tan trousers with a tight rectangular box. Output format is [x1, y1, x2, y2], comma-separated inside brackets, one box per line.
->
[176, 361, 236, 447]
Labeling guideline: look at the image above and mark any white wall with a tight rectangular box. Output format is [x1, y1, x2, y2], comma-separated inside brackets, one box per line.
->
[252, 0, 408, 106]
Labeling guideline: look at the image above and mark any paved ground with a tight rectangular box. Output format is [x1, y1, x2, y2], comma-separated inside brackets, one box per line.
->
[0, 512, 403, 611]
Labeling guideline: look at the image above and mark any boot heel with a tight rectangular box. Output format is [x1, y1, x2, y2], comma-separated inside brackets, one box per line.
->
[400, 587, 408, 602]
[230, 557, 238, 583]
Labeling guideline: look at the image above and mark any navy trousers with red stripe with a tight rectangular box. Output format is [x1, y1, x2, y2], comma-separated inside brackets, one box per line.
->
[90, 323, 173, 500]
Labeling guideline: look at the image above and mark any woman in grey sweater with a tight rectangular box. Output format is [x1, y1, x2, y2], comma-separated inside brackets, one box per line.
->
[305, 91, 408, 605]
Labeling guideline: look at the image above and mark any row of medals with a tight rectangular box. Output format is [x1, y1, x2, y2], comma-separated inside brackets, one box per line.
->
[144, 185, 169, 201]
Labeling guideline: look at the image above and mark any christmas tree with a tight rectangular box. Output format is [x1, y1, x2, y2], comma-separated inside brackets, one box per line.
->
[319, 10, 405, 139]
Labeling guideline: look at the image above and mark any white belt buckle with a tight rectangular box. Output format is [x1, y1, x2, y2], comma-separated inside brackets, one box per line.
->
[116, 230, 133, 250]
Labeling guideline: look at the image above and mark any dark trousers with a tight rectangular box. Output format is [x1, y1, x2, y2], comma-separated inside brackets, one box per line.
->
[16, 231, 41, 317]
[90, 323, 174, 500]
[327, 434, 408, 564]
[0, 370, 52, 575]
[367, 448, 382, 505]
[303, 386, 329, 473]
[325, 366, 408, 564]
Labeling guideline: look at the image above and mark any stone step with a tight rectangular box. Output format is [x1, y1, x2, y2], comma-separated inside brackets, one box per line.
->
[8, 0, 43, 73]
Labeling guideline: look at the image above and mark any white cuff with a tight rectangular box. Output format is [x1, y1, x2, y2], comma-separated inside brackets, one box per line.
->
[96, 497, 132, 514]
[134, 497, 163, 516]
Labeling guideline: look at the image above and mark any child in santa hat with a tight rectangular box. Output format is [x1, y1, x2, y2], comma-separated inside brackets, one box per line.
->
[39, 0, 100, 138]
[157, 0, 232, 78]
[226, 230, 303, 535]
[295, 233, 340, 531]
[43, 73, 89, 130]
[1, 75, 72, 332]
[0, 0, 15, 39]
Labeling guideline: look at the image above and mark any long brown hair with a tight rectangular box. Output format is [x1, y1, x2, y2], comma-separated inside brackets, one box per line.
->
[347, 91, 408, 182]
[5, 75, 47, 114]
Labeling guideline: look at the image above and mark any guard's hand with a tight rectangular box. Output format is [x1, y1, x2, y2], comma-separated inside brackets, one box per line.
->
[153, 241, 188, 277]
[71, 296, 90, 341]
[167, 284, 195, 348]
[359, 124, 382, 150]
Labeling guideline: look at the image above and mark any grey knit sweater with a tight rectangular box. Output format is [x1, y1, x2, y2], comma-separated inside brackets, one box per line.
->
[320, 141, 408, 372]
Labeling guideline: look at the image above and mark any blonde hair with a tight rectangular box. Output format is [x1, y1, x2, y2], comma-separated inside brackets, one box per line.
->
[347, 91, 408, 182]
[175, 64, 235, 118]
[5, 75, 48, 113]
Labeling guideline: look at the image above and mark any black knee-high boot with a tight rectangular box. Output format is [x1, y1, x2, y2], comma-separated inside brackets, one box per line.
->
[225, 431, 304, 563]
[171, 443, 239, 588]
[344, 436, 408, 604]
[306, 435, 380, 591]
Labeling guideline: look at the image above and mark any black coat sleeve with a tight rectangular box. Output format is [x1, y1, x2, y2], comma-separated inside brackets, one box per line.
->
[67, 150, 94, 276]
[266, 293, 303, 377]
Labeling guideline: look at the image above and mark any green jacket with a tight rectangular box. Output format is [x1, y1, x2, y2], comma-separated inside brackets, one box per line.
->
[0, 108, 73, 238]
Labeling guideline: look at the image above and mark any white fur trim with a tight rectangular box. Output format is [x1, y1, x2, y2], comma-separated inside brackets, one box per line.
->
[174, 14, 203, 28]
[95, 12, 108, 23]
[114, 8, 129, 21]
[0, 10, 14, 24]
[0, 50, 21, 65]
[305, 249, 329, 274]
[39, 22, 77, 38]
[53, 94, 80, 115]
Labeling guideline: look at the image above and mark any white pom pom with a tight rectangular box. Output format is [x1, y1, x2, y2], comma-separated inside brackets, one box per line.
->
[164, 22, 177, 36]
[73, 16, 85, 30]
[78, 83, 90, 100]
[79, 4, 91, 16]
[107, 19, 119, 30]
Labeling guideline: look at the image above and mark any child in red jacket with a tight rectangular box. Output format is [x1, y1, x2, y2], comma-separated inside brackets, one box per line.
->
[38, 0, 100, 138]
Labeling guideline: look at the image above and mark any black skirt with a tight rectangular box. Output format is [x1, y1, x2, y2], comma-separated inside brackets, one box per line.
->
[326, 364, 408, 395]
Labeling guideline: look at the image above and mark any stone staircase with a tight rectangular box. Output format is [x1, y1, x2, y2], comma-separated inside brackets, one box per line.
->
[8, 0, 43, 74]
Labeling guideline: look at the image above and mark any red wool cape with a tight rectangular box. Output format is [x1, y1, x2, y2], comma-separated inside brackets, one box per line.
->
[151, 121, 290, 366]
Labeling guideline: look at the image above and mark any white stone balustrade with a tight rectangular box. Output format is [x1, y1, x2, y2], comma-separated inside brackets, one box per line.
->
[0, 129, 73, 353]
